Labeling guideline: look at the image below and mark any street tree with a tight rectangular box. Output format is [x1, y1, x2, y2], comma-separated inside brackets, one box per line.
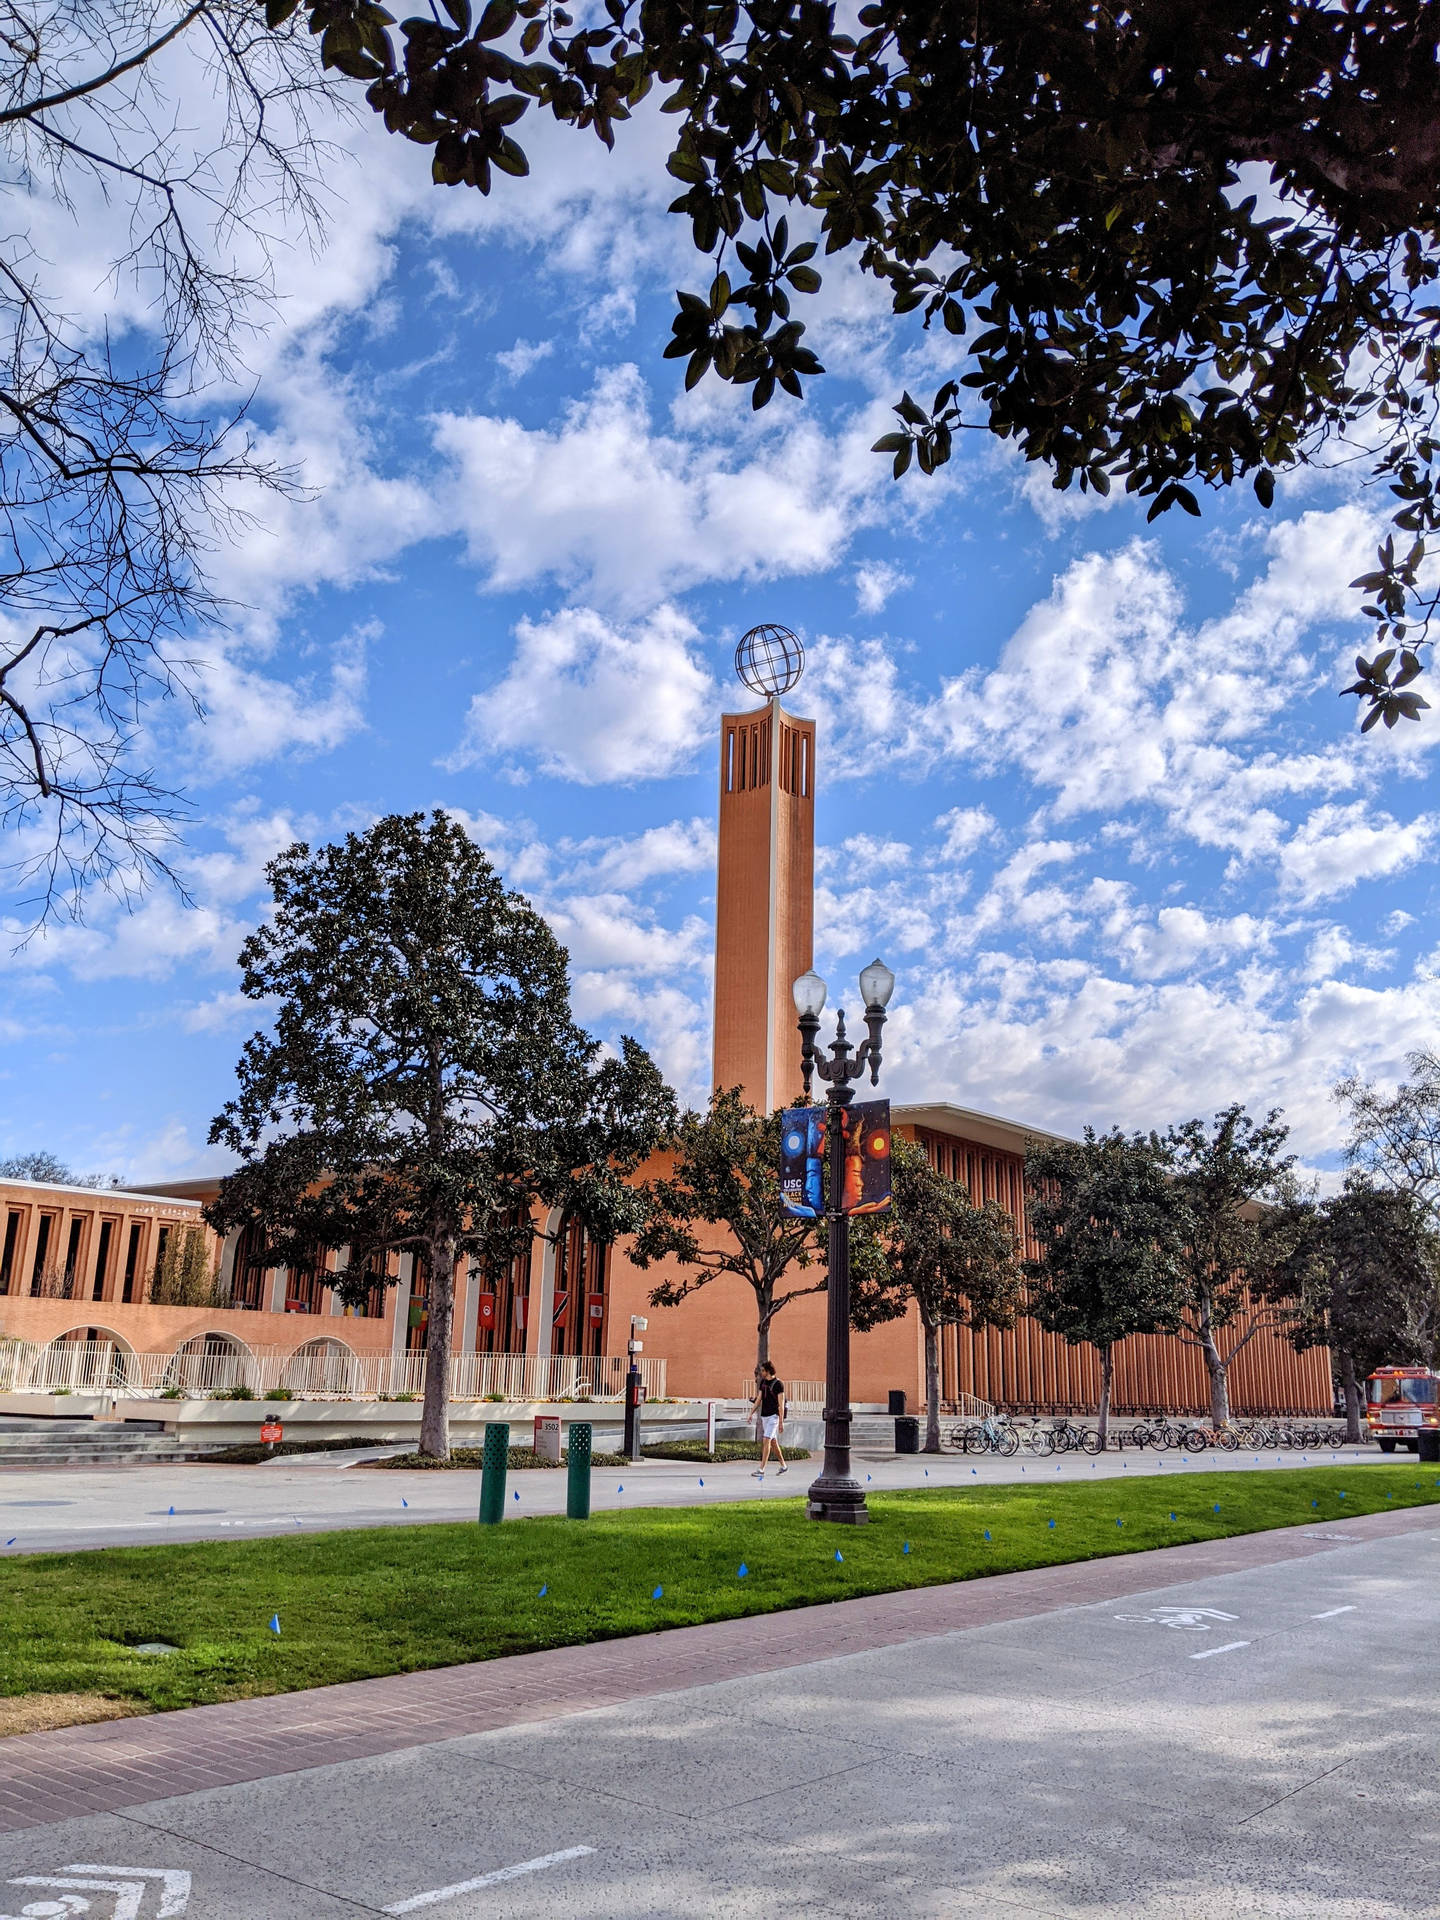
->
[282, 1, 1440, 725]
[1024, 1128, 1184, 1449]
[629, 1088, 824, 1377]
[1164, 1105, 1302, 1428]
[206, 811, 675, 1459]
[1337, 1048, 1440, 1228]
[1269, 1181, 1440, 1440]
[0, 4, 341, 918]
[850, 1136, 1022, 1453]
[0, 1150, 102, 1187]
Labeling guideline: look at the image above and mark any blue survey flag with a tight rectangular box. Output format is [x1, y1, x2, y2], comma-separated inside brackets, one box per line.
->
[902, 1542, 910, 1554]
[269, 1614, 281, 1635]
[402, 1498, 408, 1507]
[834, 1549, 843, 1562]
[539, 1584, 548, 1597]
[651, 1585, 663, 1599]
[1048, 1520, 1055, 1530]
[737, 1563, 748, 1578]
[983, 1529, 991, 1541]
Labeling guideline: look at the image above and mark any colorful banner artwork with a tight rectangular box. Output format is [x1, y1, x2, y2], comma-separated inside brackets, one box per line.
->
[477, 1292, 496, 1330]
[780, 1101, 892, 1218]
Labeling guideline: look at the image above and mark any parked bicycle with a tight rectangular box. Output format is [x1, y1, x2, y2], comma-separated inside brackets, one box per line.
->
[949, 1412, 1021, 1457]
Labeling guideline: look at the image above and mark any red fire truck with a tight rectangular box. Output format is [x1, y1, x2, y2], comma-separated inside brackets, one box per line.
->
[1366, 1366, 1440, 1454]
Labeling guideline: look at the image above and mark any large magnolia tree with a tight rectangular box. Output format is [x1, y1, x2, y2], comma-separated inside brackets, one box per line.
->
[280, 0, 1440, 730]
[206, 810, 675, 1458]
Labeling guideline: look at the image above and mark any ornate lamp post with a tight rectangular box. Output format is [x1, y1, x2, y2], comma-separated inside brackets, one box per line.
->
[792, 957, 896, 1524]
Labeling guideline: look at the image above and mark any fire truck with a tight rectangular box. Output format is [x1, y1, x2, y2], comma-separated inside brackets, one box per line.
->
[1366, 1366, 1440, 1456]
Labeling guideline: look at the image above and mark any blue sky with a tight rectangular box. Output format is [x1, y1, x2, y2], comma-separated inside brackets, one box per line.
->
[2, 90, 1436, 1184]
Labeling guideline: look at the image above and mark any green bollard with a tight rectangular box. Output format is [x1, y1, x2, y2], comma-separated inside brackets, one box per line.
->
[479, 1421, 509, 1525]
[567, 1421, 593, 1520]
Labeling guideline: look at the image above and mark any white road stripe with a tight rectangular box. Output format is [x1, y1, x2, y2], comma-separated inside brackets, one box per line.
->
[382, 1848, 596, 1913]
[1189, 1640, 1251, 1660]
[1311, 1605, 1357, 1619]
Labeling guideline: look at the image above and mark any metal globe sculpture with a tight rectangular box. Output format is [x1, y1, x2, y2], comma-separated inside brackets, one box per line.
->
[735, 623, 805, 699]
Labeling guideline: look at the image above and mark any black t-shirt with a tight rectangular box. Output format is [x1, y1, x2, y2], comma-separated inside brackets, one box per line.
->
[759, 1377, 785, 1417]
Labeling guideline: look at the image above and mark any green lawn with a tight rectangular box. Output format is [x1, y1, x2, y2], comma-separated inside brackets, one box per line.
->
[2, 1467, 1433, 1715]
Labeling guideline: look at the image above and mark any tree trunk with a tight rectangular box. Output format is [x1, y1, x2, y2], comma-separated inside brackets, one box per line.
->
[419, 1237, 457, 1460]
[754, 1296, 770, 1440]
[922, 1318, 941, 1453]
[1097, 1343, 1113, 1451]
[1202, 1329, 1230, 1428]
[1338, 1347, 1363, 1444]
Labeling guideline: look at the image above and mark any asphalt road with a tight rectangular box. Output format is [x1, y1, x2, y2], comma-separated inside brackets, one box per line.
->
[2, 1519, 1434, 1917]
[0, 1441, 1389, 1553]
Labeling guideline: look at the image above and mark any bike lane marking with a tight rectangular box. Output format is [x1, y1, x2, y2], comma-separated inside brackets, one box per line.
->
[1189, 1640, 1251, 1660]
[381, 1847, 596, 1913]
[1311, 1604, 1357, 1619]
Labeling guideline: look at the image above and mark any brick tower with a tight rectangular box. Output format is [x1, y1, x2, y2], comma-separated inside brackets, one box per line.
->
[711, 628, 815, 1112]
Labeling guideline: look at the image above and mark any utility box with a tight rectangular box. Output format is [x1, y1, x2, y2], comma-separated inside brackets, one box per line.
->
[894, 1415, 920, 1454]
[533, 1414, 562, 1464]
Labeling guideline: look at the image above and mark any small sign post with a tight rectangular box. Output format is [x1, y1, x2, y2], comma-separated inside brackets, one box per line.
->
[533, 1414, 562, 1464]
[706, 1400, 717, 1454]
[260, 1419, 283, 1453]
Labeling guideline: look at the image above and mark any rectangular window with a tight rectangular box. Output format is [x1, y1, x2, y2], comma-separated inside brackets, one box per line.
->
[29, 1213, 54, 1294]
[0, 1209, 20, 1295]
[63, 1216, 84, 1296]
[92, 1219, 115, 1301]
[151, 1225, 170, 1298]
[122, 1221, 144, 1303]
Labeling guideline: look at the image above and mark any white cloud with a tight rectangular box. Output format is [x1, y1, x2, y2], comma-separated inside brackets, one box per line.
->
[495, 338, 556, 381]
[933, 806, 997, 863]
[431, 366, 887, 611]
[185, 630, 370, 777]
[854, 560, 912, 614]
[449, 604, 716, 784]
[1276, 801, 1438, 905]
[559, 819, 717, 890]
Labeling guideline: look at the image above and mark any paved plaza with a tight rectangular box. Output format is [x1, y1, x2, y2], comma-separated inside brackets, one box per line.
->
[0, 1442, 1385, 1553]
[0, 1506, 1434, 1917]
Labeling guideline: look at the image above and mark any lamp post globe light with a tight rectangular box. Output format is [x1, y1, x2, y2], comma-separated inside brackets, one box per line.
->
[792, 957, 895, 1524]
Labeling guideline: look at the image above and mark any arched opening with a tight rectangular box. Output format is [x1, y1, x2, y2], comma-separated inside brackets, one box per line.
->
[37, 1326, 135, 1391]
[164, 1331, 254, 1396]
[282, 1337, 357, 1397]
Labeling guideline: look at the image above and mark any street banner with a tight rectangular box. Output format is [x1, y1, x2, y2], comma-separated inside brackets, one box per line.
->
[552, 1290, 570, 1329]
[587, 1291, 605, 1324]
[477, 1291, 496, 1331]
[781, 1101, 892, 1218]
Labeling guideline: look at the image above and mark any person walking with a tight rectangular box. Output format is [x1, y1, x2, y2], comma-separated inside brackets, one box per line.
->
[751, 1361, 788, 1480]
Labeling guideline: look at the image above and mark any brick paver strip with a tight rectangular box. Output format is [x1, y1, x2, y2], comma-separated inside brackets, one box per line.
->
[4, 1504, 1435, 1834]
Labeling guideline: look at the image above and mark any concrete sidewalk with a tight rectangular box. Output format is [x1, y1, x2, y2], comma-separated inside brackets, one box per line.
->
[0, 1441, 1385, 1553]
[3, 1506, 1438, 1919]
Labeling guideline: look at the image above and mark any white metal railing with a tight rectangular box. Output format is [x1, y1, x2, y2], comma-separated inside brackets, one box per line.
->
[948, 1392, 994, 1419]
[737, 1377, 826, 1406]
[0, 1338, 666, 1403]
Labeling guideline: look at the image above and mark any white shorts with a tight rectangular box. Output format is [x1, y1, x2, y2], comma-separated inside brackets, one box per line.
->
[761, 1415, 780, 1440]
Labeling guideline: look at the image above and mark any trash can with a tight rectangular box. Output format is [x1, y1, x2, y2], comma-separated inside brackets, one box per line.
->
[887, 1389, 907, 1416]
[895, 1415, 920, 1454]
